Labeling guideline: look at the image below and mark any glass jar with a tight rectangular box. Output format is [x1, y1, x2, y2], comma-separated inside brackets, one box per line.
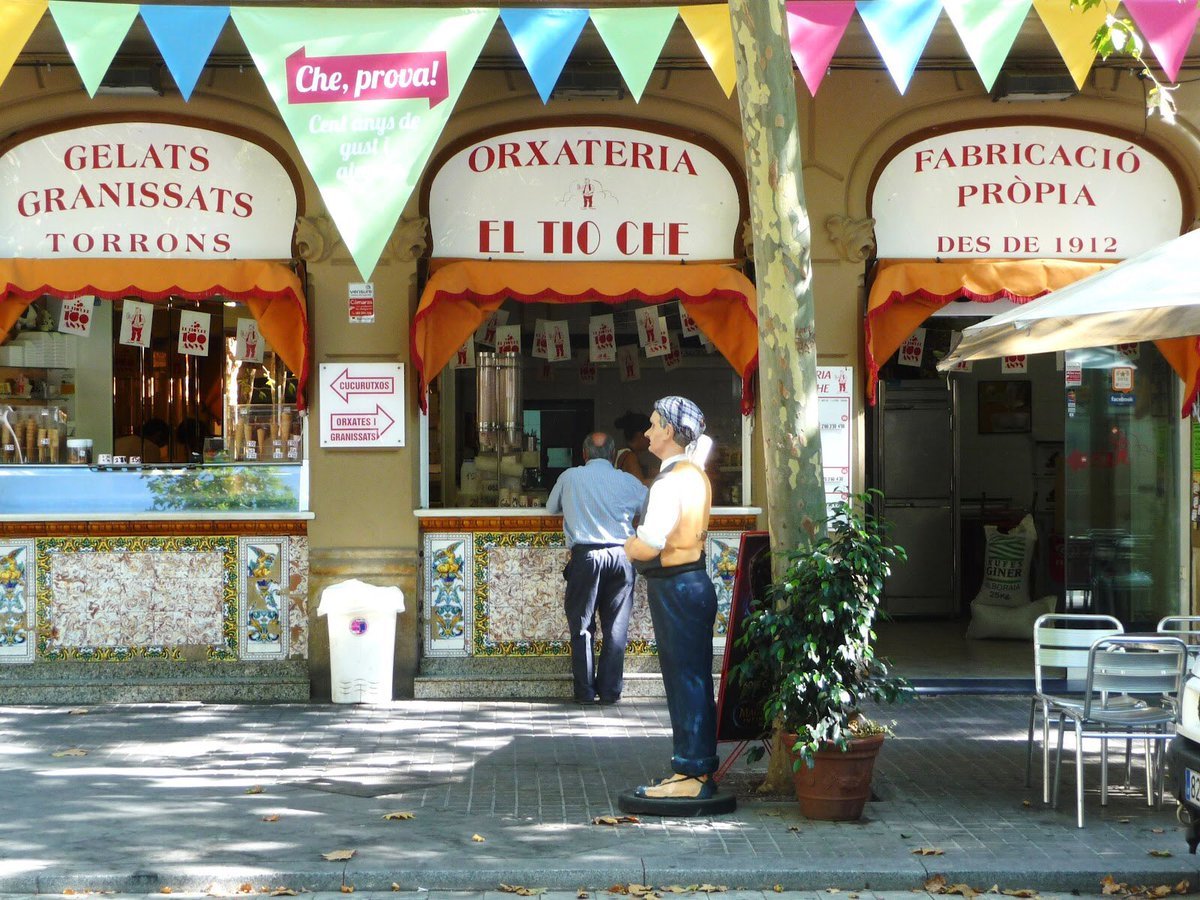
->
[67, 438, 92, 465]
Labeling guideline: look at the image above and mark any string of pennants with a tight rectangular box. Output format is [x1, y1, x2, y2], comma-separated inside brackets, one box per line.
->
[448, 303, 715, 384]
[7, 0, 1196, 283]
[8, 2, 1198, 106]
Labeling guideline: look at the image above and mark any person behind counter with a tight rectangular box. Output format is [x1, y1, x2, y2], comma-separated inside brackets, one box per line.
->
[613, 410, 654, 484]
[619, 396, 734, 815]
[546, 432, 648, 706]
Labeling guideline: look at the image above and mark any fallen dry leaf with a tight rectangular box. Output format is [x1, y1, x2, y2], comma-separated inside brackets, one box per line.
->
[269, 890, 297, 897]
[1000, 890, 1039, 898]
[773, 888, 783, 895]
[913, 847, 945, 856]
[1152, 828, 1166, 834]
[1021, 800, 1032, 808]
[578, 892, 589, 899]
[1150, 850, 1174, 858]
[51, 748, 87, 758]
[498, 885, 544, 896]
[160, 889, 173, 895]
[1150, 887, 1173, 898]
[1176, 881, 1191, 894]
[383, 812, 415, 821]
[696, 886, 726, 893]
[787, 826, 801, 833]
[1101, 876, 1126, 896]
[592, 815, 640, 826]
[609, 886, 630, 896]
[472, 834, 486, 842]
[261, 815, 279, 823]
[1117, 817, 1132, 824]
[63, 891, 76, 896]
[244, 786, 264, 795]
[67, 708, 88, 715]
[944, 886, 978, 898]
[238, 884, 254, 894]
[661, 888, 688, 895]
[391, 885, 401, 893]
[926, 875, 949, 893]
[340, 886, 354, 894]
[321, 849, 356, 861]
[828, 891, 841, 895]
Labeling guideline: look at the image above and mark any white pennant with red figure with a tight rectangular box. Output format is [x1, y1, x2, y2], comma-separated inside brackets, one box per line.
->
[178, 310, 211, 357]
[635, 306, 661, 346]
[589, 314, 616, 362]
[546, 320, 571, 362]
[578, 351, 597, 385]
[644, 316, 671, 358]
[532, 319, 549, 360]
[475, 309, 509, 346]
[677, 301, 701, 338]
[57, 296, 94, 337]
[236, 318, 265, 363]
[662, 331, 683, 371]
[118, 299, 152, 348]
[449, 334, 475, 370]
[617, 344, 640, 382]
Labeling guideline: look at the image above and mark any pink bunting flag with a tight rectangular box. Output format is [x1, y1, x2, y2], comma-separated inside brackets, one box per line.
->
[785, 1, 856, 95]
[1123, 0, 1200, 82]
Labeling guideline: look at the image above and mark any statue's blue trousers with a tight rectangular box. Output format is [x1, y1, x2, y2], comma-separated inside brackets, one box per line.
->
[644, 567, 719, 776]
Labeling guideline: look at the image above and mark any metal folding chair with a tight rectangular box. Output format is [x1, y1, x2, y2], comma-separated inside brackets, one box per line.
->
[1157, 616, 1200, 664]
[1052, 634, 1187, 827]
[1028, 614, 1128, 803]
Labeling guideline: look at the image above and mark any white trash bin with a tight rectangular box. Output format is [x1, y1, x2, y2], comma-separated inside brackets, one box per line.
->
[318, 578, 406, 703]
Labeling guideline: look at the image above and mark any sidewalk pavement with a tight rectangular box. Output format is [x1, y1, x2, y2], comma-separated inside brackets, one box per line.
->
[1, 696, 1198, 897]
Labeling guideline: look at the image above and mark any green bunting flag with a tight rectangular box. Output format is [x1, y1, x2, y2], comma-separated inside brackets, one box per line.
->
[231, 7, 498, 281]
[50, 0, 139, 97]
[590, 7, 678, 102]
[943, 0, 1033, 92]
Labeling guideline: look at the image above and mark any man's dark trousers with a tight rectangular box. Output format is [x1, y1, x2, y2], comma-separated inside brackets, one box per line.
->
[644, 566, 719, 776]
[565, 544, 635, 702]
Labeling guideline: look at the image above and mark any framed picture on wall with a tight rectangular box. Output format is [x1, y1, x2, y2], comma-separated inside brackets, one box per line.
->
[978, 380, 1032, 434]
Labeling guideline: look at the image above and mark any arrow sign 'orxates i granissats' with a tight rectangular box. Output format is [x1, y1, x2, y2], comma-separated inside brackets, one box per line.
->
[318, 362, 405, 448]
[330, 404, 396, 441]
[285, 47, 449, 107]
[330, 367, 396, 403]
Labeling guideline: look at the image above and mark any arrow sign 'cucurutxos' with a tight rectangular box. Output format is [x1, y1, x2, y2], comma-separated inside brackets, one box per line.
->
[285, 47, 450, 107]
[330, 366, 396, 403]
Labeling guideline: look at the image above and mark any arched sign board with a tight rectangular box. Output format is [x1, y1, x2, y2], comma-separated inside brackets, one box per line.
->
[425, 121, 744, 261]
[0, 119, 299, 259]
[871, 122, 1186, 260]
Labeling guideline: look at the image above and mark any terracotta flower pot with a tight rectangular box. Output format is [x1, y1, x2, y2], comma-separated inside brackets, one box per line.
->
[784, 732, 885, 821]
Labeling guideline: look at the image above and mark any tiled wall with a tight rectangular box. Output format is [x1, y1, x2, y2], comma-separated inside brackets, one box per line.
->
[0, 534, 309, 664]
[422, 529, 742, 658]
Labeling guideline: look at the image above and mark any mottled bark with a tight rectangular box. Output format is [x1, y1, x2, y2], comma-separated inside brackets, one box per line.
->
[729, 0, 826, 793]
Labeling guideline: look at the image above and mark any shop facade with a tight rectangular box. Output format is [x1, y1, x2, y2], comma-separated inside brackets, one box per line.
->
[1, 13, 1199, 701]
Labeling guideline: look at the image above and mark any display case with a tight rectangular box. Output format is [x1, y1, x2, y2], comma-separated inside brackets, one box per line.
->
[227, 403, 303, 462]
[0, 365, 74, 465]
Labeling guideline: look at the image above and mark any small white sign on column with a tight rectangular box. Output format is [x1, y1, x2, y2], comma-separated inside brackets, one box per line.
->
[319, 363, 405, 448]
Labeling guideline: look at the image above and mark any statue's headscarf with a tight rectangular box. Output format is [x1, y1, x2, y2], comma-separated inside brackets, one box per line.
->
[654, 396, 706, 447]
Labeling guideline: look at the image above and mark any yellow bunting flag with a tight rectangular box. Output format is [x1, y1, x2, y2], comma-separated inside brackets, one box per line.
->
[1032, 0, 1115, 90]
[679, 4, 736, 98]
[0, 0, 47, 92]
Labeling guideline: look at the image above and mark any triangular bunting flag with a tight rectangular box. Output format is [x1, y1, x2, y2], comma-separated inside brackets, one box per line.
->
[590, 7, 678, 102]
[679, 4, 737, 98]
[1032, 0, 1113, 90]
[784, 1, 856, 96]
[0, 0, 46, 94]
[943, 0, 1031, 91]
[500, 8, 590, 104]
[231, 7, 497, 281]
[50, 1, 139, 97]
[141, 5, 230, 101]
[1124, 0, 1200, 82]
[856, 0, 943, 94]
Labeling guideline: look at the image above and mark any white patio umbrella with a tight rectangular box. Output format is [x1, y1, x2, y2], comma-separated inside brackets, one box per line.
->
[936, 229, 1200, 369]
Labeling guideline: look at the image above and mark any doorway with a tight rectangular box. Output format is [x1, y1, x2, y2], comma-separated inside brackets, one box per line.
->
[871, 317, 1184, 681]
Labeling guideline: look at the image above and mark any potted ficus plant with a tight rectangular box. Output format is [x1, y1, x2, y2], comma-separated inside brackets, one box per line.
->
[730, 489, 910, 821]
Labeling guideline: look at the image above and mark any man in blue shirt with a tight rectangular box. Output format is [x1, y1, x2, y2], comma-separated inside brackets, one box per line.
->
[547, 432, 648, 704]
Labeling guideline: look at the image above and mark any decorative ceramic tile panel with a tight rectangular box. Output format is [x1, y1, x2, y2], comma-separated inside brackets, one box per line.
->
[424, 532, 472, 656]
[707, 532, 741, 640]
[37, 537, 238, 661]
[286, 535, 309, 659]
[487, 545, 569, 644]
[238, 537, 289, 658]
[0, 541, 35, 663]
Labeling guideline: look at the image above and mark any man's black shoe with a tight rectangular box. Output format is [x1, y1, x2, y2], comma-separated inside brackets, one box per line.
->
[598, 695, 621, 705]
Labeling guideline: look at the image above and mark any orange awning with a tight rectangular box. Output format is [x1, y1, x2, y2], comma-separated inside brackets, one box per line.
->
[412, 260, 758, 413]
[0, 258, 310, 409]
[865, 258, 1200, 416]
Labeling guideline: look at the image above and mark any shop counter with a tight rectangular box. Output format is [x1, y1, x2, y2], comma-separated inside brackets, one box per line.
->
[0, 464, 311, 702]
[415, 506, 760, 659]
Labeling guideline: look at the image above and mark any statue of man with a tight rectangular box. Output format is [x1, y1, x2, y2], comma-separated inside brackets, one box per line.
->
[621, 396, 735, 814]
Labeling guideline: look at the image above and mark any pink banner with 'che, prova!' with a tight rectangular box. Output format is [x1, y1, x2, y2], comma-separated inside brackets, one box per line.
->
[286, 46, 449, 107]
